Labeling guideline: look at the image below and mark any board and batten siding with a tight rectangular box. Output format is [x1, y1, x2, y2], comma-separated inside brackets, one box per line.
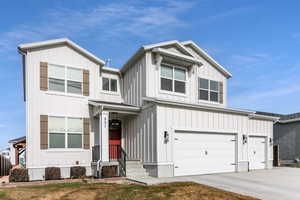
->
[123, 56, 146, 106]
[123, 105, 157, 163]
[145, 51, 227, 107]
[156, 104, 273, 164]
[25, 45, 97, 172]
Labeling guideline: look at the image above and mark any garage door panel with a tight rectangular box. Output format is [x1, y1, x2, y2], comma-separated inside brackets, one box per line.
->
[174, 132, 236, 176]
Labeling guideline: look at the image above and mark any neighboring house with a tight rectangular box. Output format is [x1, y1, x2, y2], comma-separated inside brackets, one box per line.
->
[18, 38, 277, 181]
[0, 148, 10, 159]
[257, 111, 300, 163]
[8, 136, 26, 166]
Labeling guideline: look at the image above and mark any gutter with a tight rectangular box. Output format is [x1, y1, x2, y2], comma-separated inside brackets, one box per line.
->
[277, 118, 300, 124]
[18, 47, 27, 102]
[143, 97, 278, 121]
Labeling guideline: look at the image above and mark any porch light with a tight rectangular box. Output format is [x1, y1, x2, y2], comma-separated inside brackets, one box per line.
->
[242, 134, 248, 144]
[269, 138, 273, 146]
[164, 131, 169, 143]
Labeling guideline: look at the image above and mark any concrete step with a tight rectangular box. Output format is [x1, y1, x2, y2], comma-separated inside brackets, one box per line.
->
[126, 171, 150, 177]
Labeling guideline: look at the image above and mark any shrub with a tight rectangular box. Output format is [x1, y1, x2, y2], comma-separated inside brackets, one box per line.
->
[70, 166, 86, 178]
[9, 168, 29, 182]
[101, 166, 118, 178]
[45, 167, 61, 180]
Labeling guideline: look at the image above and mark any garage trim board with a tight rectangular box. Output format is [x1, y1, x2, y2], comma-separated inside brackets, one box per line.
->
[173, 130, 238, 176]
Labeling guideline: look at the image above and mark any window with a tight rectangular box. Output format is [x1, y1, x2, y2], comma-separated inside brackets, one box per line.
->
[48, 116, 83, 149]
[199, 78, 220, 102]
[48, 64, 83, 94]
[102, 78, 118, 92]
[160, 64, 186, 94]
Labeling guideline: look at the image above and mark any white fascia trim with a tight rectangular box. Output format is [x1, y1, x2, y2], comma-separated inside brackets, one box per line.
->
[18, 38, 105, 66]
[27, 165, 91, 169]
[143, 97, 254, 116]
[88, 101, 141, 112]
[249, 113, 279, 121]
[102, 66, 121, 74]
[152, 48, 202, 65]
[173, 127, 238, 134]
[278, 118, 300, 124]
[182, 41, 232, 78]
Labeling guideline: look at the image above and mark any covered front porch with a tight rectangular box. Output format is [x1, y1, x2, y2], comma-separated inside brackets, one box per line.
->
[89, 100, 141, 177]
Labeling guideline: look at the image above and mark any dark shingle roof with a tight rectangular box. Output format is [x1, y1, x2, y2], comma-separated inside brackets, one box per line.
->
[8, 136, 26, 144]
[256, 111, 300, 122]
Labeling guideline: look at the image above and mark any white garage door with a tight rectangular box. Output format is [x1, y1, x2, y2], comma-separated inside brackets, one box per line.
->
[249, 136, 266, 170]
[174, 132, 237, 176]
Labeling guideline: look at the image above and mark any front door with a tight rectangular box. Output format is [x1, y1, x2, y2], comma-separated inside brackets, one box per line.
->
[109, 120, 121, 160]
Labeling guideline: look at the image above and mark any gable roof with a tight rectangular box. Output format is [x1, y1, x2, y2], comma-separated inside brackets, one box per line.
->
[182, 41, 232, 78]
[18, 38, 105, 66]
[9, 136, 26, 144]
[121, 40, 233, 78]
[143, 40, 194, 57]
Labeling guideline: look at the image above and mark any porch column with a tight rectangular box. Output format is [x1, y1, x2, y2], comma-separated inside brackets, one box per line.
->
[99, 111, 109, 162]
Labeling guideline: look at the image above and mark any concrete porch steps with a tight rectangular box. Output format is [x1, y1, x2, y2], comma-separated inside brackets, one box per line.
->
[126, 161, 151, 179]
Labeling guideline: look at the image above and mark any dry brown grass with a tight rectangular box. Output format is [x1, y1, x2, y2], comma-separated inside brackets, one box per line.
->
[0, 181, 260, 200]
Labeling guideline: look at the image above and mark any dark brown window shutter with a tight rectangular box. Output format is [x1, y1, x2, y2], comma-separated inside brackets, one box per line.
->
[40, 62, 48, 91]
[83, 118, 90, 149]
[219, 82, 224, 104]
[40, 115, 48, 149]
[83, 70, 89, 96]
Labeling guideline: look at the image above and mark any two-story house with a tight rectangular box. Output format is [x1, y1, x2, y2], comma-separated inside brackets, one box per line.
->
[18, 38, 277, 181]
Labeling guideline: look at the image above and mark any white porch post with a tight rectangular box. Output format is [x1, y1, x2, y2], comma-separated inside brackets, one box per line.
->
[99, 111, 109, 162]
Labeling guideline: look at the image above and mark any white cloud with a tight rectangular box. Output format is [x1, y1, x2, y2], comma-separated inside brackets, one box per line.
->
[0, 0, 196, 56]
[198, 7, 256, 25]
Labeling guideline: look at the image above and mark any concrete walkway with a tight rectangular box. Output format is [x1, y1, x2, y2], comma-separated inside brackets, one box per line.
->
[130, 167, 300, 200]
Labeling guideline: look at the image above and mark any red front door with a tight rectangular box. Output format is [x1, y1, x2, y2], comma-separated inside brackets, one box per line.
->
[109, 120, 121, 160]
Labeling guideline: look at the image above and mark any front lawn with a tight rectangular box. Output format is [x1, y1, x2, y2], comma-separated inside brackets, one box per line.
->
[0, 181, 259, 200]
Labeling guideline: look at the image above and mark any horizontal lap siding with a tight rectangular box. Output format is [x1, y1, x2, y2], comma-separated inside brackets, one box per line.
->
[123, 106, 157, 163]
[157, 105, 273, 163]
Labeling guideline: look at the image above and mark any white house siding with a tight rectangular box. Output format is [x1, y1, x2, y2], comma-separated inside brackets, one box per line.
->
[25, 45, 100, 180]
[123, 105, 157, 163]
[123, 56, 146, 106]
[156, 104, 273, 170]
[145, 51, 227, 107]
[99, 71, 122, 103]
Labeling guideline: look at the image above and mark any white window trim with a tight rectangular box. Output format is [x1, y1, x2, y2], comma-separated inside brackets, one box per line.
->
[48, 64, 83, 95]
[48, 116, 83, 150]
[101, 77, 118, 93]
[198, 78, 220, 103]
[159, 63, 187, 96]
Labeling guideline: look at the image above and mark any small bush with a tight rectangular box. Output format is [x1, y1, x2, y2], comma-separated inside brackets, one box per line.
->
[45, 167, 61, 180]
[9, 168, 29, 182]
[70, 166, 86, 178]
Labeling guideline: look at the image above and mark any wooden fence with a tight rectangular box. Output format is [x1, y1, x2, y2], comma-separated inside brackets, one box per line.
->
[0, 155, 12, 176]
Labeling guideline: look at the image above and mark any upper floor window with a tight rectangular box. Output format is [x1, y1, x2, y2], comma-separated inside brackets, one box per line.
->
[102, 77, 117, 92]
[160, 64, 186, 94]
[48, 64, 82, 94]
[48, 116, 83, 149]
[199, 78, 219, 102]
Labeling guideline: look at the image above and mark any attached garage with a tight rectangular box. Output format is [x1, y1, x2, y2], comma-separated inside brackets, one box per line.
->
[174, 131, 237, 176]
[248, 136, 266, 170]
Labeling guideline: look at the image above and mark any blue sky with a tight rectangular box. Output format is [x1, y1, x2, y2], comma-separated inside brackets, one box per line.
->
[1, 0, 300, 149]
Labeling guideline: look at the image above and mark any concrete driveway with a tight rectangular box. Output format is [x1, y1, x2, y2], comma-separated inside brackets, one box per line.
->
[131, 167, 300, 200]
